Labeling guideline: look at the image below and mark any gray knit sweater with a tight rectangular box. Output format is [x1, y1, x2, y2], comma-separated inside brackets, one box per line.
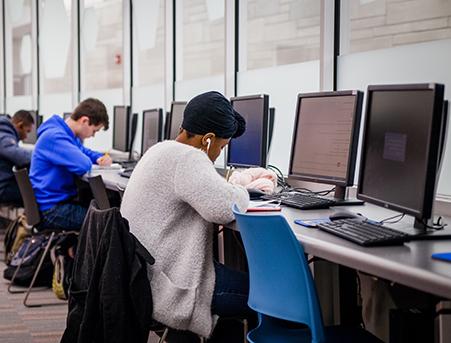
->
[120, 141, 249, 337]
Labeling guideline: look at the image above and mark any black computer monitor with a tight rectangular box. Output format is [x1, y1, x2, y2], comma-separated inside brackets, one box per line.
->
[227, 94, 269, 168]
[128, 112, 138, 160]
[438, 100, 448, 169]
[288, 91, 363, 204]
[168, 101, 187, 140]
[357, 83, 446, 231]
[63, 112, 71, 120]
[141, 108, 163, 154]
[23, 111, 43, 144]
[268, 107, 275, 152]
[113, 105, 131, 152]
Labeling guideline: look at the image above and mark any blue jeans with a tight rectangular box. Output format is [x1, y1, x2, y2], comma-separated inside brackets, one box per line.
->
[211, 260, 253, 318]
[40, 203, 87, 231]
[0, 180, 23, 206]
[165, 261, 255, 343]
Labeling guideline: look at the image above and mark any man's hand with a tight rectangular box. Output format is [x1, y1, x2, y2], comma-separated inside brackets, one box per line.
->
[97, 154, 112, 166]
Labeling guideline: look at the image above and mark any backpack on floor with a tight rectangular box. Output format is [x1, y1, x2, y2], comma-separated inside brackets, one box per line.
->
[3, 214, 31, 265]
[3, 233, 56, 287]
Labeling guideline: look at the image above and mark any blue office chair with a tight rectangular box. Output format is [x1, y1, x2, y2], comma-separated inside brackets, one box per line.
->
[232, 205, 382, 343]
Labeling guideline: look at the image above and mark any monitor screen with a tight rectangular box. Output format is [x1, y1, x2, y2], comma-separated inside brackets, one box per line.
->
[23, 111, 42, 144]
[142, 109, 163, 154]
[227, 95, 269, 168]
[113, 106, 130, 152]
[169, 102, 187, 140]
[357, 84, 445, 219]
[289, 91, 363, 186]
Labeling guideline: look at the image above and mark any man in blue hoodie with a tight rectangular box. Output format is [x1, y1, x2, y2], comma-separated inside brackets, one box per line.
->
[0, 110, 34, 205]
[30, 98, 112, 231]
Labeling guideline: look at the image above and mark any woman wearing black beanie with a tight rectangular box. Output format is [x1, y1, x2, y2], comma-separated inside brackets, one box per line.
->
[121, 91, 254, 342]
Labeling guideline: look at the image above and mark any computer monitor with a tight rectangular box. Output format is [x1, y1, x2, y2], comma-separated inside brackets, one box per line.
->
[63, 112, 71, 120]
[128, 112, 138, 160]
[168, 101, 187, 140]
[288, 91, 363, 204]
[23, 111, 43, 144]
[268, 107, 275, 152]
[227, 94, 269, 168]
[141, 108, 163, 154]
[113, 105, 131, 152]
[357, 83, 446, 231]
[438, 100, 448, 170]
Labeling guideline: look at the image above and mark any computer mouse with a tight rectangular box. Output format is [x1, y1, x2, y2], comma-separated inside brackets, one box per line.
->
[329, 210, 361, 221]
[247, 188, 266, 200]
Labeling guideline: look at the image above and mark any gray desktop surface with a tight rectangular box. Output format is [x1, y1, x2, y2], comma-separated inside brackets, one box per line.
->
[84, 168, 128, 191]
[83, 169, 451, 299]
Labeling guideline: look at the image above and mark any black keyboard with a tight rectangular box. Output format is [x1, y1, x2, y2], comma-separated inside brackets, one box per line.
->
[119, 169, 133, 178]
[263, 192, 336, 210]
[317, 218, 410, 246]
[119, 160, 137, 168]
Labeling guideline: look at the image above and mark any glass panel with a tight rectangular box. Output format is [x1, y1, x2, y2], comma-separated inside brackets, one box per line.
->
[82, 0, 123, 90]
[133, 0, 165, 86]
[177, 0, 225, 81]
[342, 0, 451, 55]
[6, 0, 33, 96]
[240, 0, 320, 72]
[40, 0, 73, 94]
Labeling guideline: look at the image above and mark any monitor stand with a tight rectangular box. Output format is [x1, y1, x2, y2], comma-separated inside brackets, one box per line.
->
[409, 217, 451, 240]
[332, 186, 364, 206]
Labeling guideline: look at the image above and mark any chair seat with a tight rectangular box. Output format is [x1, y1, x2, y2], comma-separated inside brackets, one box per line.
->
[248, 323, 382, 343]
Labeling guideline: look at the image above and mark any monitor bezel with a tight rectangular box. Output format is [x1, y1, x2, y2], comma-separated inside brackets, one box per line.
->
[112, 105, 131, 152]
[227, 94, 269, 168]
[356, 83, 445, 219]
[288, 90, 363, 187]
[141, 108, 163, 154]
[168, 101, 187, 140]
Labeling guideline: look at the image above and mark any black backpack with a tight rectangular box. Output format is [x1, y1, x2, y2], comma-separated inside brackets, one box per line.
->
[3, 233, 57, 287]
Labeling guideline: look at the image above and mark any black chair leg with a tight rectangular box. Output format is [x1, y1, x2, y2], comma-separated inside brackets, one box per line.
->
[23, 232, 55, 307]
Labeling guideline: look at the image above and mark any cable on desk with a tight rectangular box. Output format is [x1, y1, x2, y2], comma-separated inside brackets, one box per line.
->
[380, 213, 405, 224]
[421, 216, 447, 231]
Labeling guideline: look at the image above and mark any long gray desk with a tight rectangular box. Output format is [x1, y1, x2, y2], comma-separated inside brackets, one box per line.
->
[85, 169, 451, 300]
[84, 168, 128, 191]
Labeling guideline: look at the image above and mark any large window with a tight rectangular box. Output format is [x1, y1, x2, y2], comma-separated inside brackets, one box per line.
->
[237, 0, 321, 173]
[39, 0, 73, 94]
[5, 0, 33, 97]
[133, 0, 165, 87]
[176, 0, 225, 82]
[240, 0, 320, 72]
[341, 0, 451, 55]
[81, 0, 123, 91]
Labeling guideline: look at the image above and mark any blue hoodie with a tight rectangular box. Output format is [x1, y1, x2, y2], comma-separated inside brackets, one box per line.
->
[30, 115, 103, 211]
[0, 116, 32, 191]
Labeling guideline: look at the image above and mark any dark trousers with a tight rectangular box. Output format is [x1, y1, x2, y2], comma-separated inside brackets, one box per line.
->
[0, 180, 23, 207]
[165, 261, 255, 343]
[40, 203, 88, 231]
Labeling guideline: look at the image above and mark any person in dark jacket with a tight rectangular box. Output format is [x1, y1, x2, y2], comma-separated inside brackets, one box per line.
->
[0, 110, 34, 205]
[30, 98, 112, 231]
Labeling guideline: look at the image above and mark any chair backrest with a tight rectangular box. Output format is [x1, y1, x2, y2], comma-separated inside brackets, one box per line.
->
[233, 205, 325, 343]
[88, 175, 111, 210]
[13, 167, 41, 227]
